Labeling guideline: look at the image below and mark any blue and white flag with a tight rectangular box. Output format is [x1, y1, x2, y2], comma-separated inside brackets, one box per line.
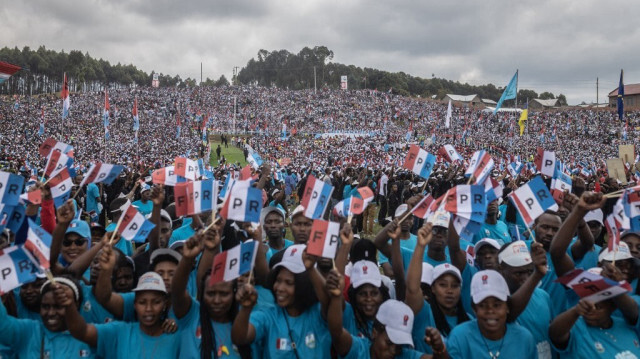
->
[493, 70, 518, 114]
[0, 245, 38, 294]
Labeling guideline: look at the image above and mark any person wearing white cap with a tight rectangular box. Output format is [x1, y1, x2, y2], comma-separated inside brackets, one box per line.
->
[261, 206, 293, 262]
[622, 230, 640, 260]
[132, 183, 153, 216]
[549, 261, 640, 358]
[498, 241, 556, 359]
[375, 203, 419, 276]
[447, 270, 537, 359]
[326, 269, 447, 359]
[597, 242, 637, 285]
[58, 271, 183, 358]
[472, 200, 510, 246]
[232, 244, 332, 358]
[289, 205, 313, 244]
[343, 260, 391, 339]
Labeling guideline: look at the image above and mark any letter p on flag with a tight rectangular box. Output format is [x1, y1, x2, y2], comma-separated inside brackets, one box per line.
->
[306, 219, 341, 259]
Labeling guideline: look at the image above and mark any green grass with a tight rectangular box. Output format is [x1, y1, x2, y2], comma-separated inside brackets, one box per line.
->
[209, 140, 247, 167]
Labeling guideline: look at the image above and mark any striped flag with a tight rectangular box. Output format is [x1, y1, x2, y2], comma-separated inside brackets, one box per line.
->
[61, 73, 70, 119]
[174, 179, 219, 216]
[507, 162, 524, 177]
[152, 166, 187, 186]
[0, 246, 38, 295]
[39, 137, 74, 158]
[484, 177, 504, 204]
[79, 162, 124, 187]
[174, 157, 200, 181]
[348, 187, 375, 215]
[247, 152, 263, 170]
[550, 172, 572, 203]
[0, 171, 25, 206]
[210, 240, 259, 284]
[307, 220, 341, 258]
[132, 96, 140, 131]
[300, 175, 334, 219]
[48, 168, 73, 208]
[411, 194, 434, 219]
[24, 219, 52, 270]
[19, 190, 42, 205]
[439, 144, 463, 163]
[508, 176, 559, 226]
[444, 185, 487, 223]
[116, 201, 156, 243]
[465, 150, 494, 185]
[44, 150, 74, 178]
[534, 148, 556, 177]
[219, 182, 263, 223]
[605, 214, 622, 253]
[403, 145, 436, 179]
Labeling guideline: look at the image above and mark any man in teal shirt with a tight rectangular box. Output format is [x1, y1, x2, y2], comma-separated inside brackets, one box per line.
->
[131, 184, 153, 216]
[473, 199, 510, 245]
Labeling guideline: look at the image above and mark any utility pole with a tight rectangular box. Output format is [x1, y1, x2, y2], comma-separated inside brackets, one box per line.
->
[233, 66, 239, 86]
[200, 62, 203, 85]
[314, 66, 317, 94]
[596, 77, 599, 105]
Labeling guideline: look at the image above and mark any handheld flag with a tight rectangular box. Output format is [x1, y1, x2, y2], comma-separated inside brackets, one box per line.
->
[550, 172, 572, 203]
[24, 219, 52, 270]
[219, 183, 263, 223]
[465, 150, 494, 185]
[507, 162, 524, 178]
[300, 175, 334, 219]
[605, 214, 622, 253]
[44, 150, 74, 178]
[534, 148, 556, 177]
[210, 240, 259, 285]
[439, 145, 463, 163]
[116, 201, 156, 243]
[39, 138, 73, 158]
[403, 145, 436, 179]
[79, 162, 124, 187]
[493, 70, 518, 114]
[61, 73, 70, 119]
[0, 246, 38, 295]
[174, 157, 200, 181]
[508, 176, 559, 226]
[348, 187, 375, 215]
[0, 171, 25, 206]
[152, 166, 187, 186]
[307, 220, 341, 258]
[19, 190, 42, 205]
[411, 194, 434, 219]
[174, 179, 219, 217]
[48, 168, 73, 208]
[444, 185, 487, 223]
[247, 152, 264, 170]
[484, 177, 504, 204]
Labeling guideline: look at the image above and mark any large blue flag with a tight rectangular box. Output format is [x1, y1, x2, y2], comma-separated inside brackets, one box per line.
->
[493, 70, 518, 114]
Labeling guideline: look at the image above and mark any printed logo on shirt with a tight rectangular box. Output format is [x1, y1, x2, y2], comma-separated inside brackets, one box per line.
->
[305, 333, 316, 349]
[290, 248, 298, 256]
[79, 349, 90, 357]
[196, 326, 202, 339]
[43, 351, 50, 359]
[83, 301, 92, 312]
[276, 338, 290, 350]
[594, 341, 604, 353]
[615, 351, 639, 359]
[634, 340, 639, 348]
[104, 317, 113, 323]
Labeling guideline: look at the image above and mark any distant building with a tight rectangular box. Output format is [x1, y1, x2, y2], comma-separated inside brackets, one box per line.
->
[529, 98, 560, 110]
[442, 94, 481, 107]
[609, 84, 640, 110]
[481, 98, 497, 106]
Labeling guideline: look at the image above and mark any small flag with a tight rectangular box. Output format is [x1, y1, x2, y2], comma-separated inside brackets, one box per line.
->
[24, 219, 52, 270]
[19, 190, 42, 205]
[508, 176, 559, 226]
[174, 179, 219, 217]
[507, 162, 524, 177]
[116, 201, 156, 243]
[0, 171, 25, 206]
[152, 166, 187, 186]
[411, 194, 434, 219]
[465, 150, 494, 185]
[348, 187, 375, 215]
[534, 148, 556, 177]
[605, 214, 622, 253]
[5, 204, 26, 235]
[300, 175, 334, 219]
[219, 183, 263, 223]
[48, 168, 73, 208]
[439, 144, 463, 163]
[332, 198, 353, 218]
[39, 138, 73, 158]
[403, 145, 436, 179]
[550, 172, 572, 203]
[247, 152, 264, 170]
[174, 157, 200, 181]
[79, 162, 124, 187]
[307, 220, 341, 258]
[0, 245, 38, 295]
[44, 150, 74, 178]
[210, 240, 259, 285]
[484, 177, 504, 204]
[444, 185, 487, 223]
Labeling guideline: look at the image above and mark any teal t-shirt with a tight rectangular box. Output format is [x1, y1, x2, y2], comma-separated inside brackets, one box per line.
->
[105, 222, 134, 256]
[343, 302, 374, 340]
[249, 303, 331, 358]
[447, 320, 537, 359]
[169, 224, 196, 246]
[79, 283, 135, 324]
[553, 316, 640, 359]
[516, 288, 556, 359]
[85, 183, 100, 214]
[95, 321, 182, 358]
[472, 220, 511, 245]
[341, 334, 425, 359]
[131, 199, 153, 216]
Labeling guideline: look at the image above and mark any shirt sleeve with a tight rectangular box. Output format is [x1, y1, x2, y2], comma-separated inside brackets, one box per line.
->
[341, 335, 368, 359]
[121, 292, 137, 322]
[249, 307, 271, 344]
[40, 199, 56, 234]
[95, 321, 123, 356]
[0, 300, 32, 349]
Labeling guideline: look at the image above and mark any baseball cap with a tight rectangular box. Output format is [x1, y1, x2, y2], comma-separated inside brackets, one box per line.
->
[144, 209, 173, 224]
[90, 222, 106, 234]
[149, 248, 182, 266]
[169, 240, 186, 251]
[140, 184, 151, 193]
[474, 238, 501, 259]
[584, 209, 604, 225]
[271, 188, 281, 197]
[375, 300, 415, 347]
[421, 263, 434, 285]
[498, 241, 532, 267]
[273, 244, 307, 274]
[621, 230, 640, 240]
[350, 260, 382, 289]
[428, 210, 450, 228]
[598, 241, 633, 262]
[66, 220, 90, 239]
[394, 204, 409, 218]
[470, 270, 510, 304]
[133, 272, 167, 293]
[431, 263, 462, 283]
[290, 205, 305, 219]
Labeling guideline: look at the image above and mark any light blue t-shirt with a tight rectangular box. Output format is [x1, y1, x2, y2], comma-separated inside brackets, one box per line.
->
[13, 287, 42, 322]
[105, 222, 134, 256]
[341, 335, 425, 359]
[95, 320, 181, 358]
[85, 183, 100, 215]
[343, 302, 374, 340]
[255, 285, 276, 312]
[412, 300, 436, 354]
[0, 301, 94, 359]
[553, 316, 640, 359]
[447, 320, 537, 359]
[472, 220, 511, 246]
[176, 300, 241, 359]
[265, 239, 294, 263]
[516, 288, 556, 359]
[566, 237, 601, 270]
[249, 303, 331, 358]
[79, 283, 135, 324]
[169, 224, 196, 246]
[131, 199, 153, 216]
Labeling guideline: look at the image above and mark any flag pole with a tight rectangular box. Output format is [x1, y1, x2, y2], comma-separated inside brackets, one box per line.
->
[515, 69, 519, 109]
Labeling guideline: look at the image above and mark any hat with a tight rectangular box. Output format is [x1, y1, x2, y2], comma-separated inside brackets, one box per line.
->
[421, 263, 434, 285]
[474, 238, 501, 259]
[584, 209, 604, 225]
[350, 260, 382, 289]
[271, 188, 281, 197]
[66, 220, 90, 239]
[290, 205, 305, 219]
[133, 272, 167, 293]
[470, 269, 510, 304]
[90, 222, 106, 233]
[498, 241, 532, 267]
[431, 263, 462, 283]
[149, 248, 182, 266]
[145, 209, 172, 224]
[621, 230, 640, 240]
[273, 244, 306, 274]
[394, 204, 409, 218]
[375, 300, 415, 347]
[169, 240, 186, 251]
[428, 210, 450, 228]
[140, 184, 151, 193]
[598, 241, 633, 262]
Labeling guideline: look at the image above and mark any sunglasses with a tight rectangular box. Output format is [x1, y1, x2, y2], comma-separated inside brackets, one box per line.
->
[63, 239, 87, 247]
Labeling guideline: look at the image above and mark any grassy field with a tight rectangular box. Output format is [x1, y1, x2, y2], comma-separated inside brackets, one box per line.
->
[209, 140, 247, 167]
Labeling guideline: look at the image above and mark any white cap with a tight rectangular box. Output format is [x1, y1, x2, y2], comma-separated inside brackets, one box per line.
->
[428, 210, 450, 228]
[133, 272, 167, 293]
[598, 241, 633, 262]
[498, 241, 532, 267]
[290, 205, 305, 219]
[470, 270, 510, 304]
[351, 260, 382, 289]
[375, 300, 415, 347]
[474, 238, 501, 259]
[584, 209, 604, 225]
[394, 204, 409, 218]
[273, 244, 307, 274]
[431, 263, 462, 283]
[587, 267, 603, 275]
[421, 263, 434, 285]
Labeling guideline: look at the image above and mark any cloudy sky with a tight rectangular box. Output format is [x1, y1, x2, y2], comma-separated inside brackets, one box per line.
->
[2, 0, 637, 104]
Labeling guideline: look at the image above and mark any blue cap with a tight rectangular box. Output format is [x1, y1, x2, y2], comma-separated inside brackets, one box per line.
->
[66, 220, 91, 239]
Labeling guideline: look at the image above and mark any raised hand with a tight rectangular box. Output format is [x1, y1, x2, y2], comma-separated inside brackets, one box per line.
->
[56, 200, 76, 224]
[182, 232, 204, 259]
[575, 298, 596, 317]
[98, 244, 117, 272]
[325, 269, 344, 297]
[387, 220, 402, 241]
[417, 223, 433, 247]
[424, 327, 445, 354]
[53, 283, 75, 308]
[150, 184, 165, 206]
[576, 191, 606, 212]
[203, 227, 221, 251]
[236, 283, 258, 309]
[302, 249, 318, 271]
[530, 242, 548, 276]
[339, 223, 353, 246]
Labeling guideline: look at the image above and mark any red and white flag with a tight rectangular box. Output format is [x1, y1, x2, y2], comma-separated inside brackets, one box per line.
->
[534, 148, 556, 177]
[307, 219, 341, 258]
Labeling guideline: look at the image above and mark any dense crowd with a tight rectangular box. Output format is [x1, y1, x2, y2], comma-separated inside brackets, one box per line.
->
[1, 85, 640, 358]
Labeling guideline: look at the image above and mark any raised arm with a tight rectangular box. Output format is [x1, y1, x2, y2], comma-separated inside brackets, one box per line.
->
[549, 299, 592, 349]
[302, 251, 328, 316]
[406, 223, 433, 314]
[197, 218, 223, 288]
[54, 283, 98, 347]
[147, 185, 165, 252]
[390, 223, 406, 302]
[326, 269, 352, 357]
[446, 218, 466, 273]
[94, 240, 125, 319]
[67, 240, 105, 279]
[334, 224, 353, 276]
[508, 242, 547, 321]
[373, 219, 396, 259]
[231, 284, 258, 345]
[172, 232, 204, 319]
[50, 200, 75, 275]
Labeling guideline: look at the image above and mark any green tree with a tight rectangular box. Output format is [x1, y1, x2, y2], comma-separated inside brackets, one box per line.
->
[539, 91, 555, 100]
